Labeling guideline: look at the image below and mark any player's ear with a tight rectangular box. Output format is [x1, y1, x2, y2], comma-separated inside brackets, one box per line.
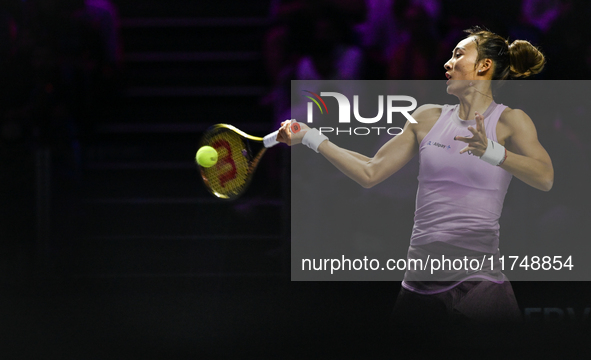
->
[480, 59, 493, 73]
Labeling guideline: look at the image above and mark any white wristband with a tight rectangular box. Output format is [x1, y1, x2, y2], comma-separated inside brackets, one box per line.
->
[480, 138, 507, 166]
[302, 128, 329, 153]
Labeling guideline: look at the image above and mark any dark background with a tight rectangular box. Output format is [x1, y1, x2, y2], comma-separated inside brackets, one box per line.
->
[1, 0, 590, 358]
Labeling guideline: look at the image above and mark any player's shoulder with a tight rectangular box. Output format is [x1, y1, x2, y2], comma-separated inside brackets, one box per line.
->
[499, 107, 536, 136]
[500, 106, 528, 119]
[405, 104, 443, 137]
[413, 104, 444, 117]
[411, 104, 444, 123]
[499, 106, 534, 130]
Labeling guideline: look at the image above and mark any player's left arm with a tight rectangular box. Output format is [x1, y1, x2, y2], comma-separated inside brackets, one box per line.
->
[499, 109, 554, 191]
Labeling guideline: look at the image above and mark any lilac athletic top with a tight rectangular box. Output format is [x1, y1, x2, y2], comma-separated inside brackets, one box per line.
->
[402, 101, 512, 294]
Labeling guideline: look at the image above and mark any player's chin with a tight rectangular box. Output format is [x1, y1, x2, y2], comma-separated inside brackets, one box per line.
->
[445, 84, 455, 95]
[446, 83, 459, 95]
[446, 80, 469, 95]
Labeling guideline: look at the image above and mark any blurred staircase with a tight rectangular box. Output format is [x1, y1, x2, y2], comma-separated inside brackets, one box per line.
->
[54, 0, 288, 277]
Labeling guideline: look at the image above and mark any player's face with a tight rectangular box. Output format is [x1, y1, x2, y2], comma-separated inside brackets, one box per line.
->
[444, 37, 480, 94]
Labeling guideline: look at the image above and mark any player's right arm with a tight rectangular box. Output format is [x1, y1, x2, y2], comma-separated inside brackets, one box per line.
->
[316, 120, 417, 188]
[277, 104, 437, 188]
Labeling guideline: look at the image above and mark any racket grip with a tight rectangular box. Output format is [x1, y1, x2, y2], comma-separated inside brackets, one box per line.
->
[263, 130, 279, 148]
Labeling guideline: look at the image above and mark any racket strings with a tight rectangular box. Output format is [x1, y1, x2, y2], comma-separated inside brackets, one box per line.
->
[199, 128, 253, 199]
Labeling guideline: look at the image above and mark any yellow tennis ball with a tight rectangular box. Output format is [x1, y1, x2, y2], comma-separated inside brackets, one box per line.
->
[196, 146, 218, 167]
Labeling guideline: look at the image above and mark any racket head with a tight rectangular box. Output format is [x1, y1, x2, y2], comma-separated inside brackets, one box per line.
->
[197, 124, 266, 200]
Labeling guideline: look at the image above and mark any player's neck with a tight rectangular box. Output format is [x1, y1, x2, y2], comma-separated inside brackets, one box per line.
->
[457, 93, 494, 121]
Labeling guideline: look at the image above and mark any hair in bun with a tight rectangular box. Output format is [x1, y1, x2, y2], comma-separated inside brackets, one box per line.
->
[464, 26, 546, 80]
[508, 39, 546, 78]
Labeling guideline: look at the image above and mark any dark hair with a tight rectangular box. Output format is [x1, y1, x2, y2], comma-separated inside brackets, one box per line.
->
[464, 26, 546, 80]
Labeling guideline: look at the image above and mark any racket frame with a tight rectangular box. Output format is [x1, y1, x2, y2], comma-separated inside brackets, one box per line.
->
[197, 124, 272, 200]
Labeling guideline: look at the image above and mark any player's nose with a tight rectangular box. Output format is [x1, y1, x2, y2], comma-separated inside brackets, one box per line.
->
[444, 61, 452, 71]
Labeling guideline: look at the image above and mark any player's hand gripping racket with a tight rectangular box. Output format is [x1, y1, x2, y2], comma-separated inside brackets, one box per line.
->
[196, 121, 300, 200]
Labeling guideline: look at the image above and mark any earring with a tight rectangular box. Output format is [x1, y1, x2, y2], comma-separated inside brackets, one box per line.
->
[469, 81, 473, 86]
[478, 70, 482, 73]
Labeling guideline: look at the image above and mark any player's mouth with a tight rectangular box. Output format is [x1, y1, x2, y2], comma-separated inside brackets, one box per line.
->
[446, 73, 452, 85]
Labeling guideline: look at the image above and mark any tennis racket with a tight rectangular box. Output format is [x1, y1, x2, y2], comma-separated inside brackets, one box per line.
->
[197, 122, 300, 200]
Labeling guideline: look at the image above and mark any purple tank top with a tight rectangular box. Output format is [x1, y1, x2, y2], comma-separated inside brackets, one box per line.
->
[411, 101, 512, 254]
[401, 102, 512, 294]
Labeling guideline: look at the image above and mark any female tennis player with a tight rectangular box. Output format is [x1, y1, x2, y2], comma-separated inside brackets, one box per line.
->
[276, 27, 552, 328]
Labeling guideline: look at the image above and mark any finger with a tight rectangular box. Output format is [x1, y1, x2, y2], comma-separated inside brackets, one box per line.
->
[459, 145, 474, 154]
[475, 112, 484, 132]
[466, 126, 480, 137]
[275, 128, 284, 141]
[454, 135, 477, 143]
[277, 124, 289, 140]
[279, 129, 292, 145]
